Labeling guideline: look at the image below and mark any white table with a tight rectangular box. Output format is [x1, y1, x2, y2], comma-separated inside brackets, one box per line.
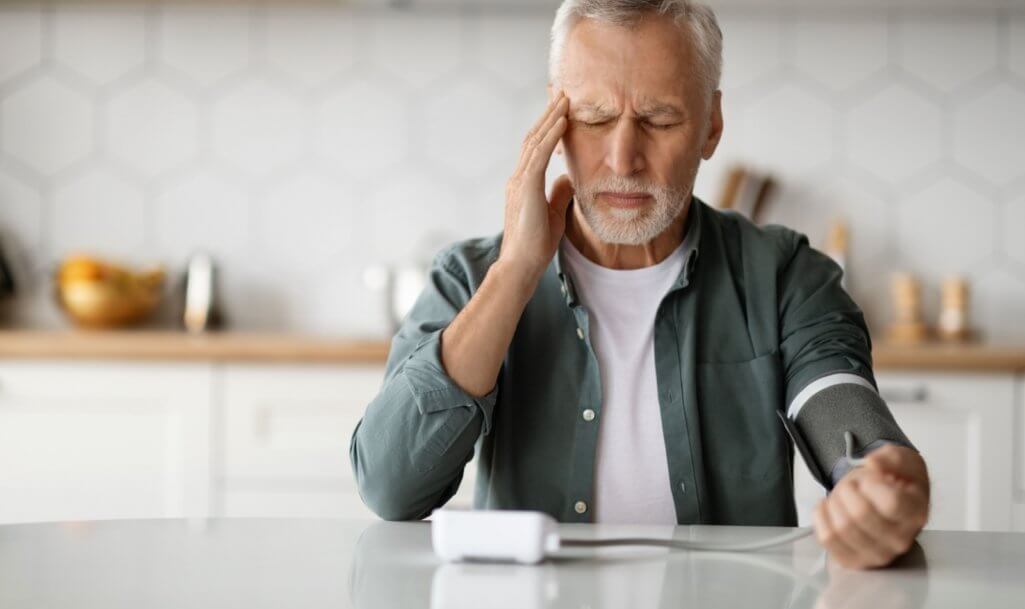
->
[1, 519, 1022, 608]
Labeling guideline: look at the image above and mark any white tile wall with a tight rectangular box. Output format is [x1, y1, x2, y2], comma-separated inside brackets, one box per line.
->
[0, 1, 1024, 341]
[52, 168, 148, 259]
[2, 75, 93, 176]
[159, 4, 252, 86]
[107, 78, 199, 178]
[790, 16, 888, 91]
[53, 5, 147, 85]
[0, 8, 42, 82]
[897, 17, 999, 93]
[845, 83, 942, 185]
[952, 83, 1025, 187]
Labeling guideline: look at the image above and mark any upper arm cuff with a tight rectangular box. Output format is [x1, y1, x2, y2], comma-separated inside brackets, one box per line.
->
[785, 356, 876, 408]
[787, 372, 877, 420]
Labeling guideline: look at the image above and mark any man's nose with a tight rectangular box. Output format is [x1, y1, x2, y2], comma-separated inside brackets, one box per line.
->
[605, 120, 645, 177]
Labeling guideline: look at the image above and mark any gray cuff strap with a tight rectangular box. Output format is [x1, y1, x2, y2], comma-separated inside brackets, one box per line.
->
[793, 383, 915, 490]
[829, 438, 911, 485]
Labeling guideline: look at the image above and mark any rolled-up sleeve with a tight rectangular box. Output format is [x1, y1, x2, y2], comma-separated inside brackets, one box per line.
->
[349, 248, 499, 521]
[775, 232, 913, 488]
[777, 232, 876, 403]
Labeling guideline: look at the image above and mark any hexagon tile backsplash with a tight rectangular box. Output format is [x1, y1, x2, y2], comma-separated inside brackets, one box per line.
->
[1, 2, 1024, 340]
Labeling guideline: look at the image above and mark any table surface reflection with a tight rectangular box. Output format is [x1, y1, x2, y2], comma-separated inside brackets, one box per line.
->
[1, 518, 1022, 608]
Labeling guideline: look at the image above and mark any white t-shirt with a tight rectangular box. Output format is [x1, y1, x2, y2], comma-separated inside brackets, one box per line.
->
[559, 235, 689, 525]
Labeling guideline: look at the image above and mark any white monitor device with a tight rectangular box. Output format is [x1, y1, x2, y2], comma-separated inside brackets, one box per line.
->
[432, 509, 561, 564]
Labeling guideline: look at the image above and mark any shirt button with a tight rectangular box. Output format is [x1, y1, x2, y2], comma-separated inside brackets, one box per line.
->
[576, 327, 584, 340]
[680, 482, 687, 493]
[582, 408, 596, 421]
[574, 500, 588, 514]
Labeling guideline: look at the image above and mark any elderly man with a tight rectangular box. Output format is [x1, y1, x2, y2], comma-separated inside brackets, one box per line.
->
[350, 0, 930, 569]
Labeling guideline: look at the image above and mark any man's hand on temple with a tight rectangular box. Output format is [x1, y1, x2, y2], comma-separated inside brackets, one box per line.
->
[497, 89, 575, 287]
[813, 444, 930, 569]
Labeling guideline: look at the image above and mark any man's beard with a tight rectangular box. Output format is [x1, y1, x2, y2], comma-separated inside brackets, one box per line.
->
[573, 175, 690, 245]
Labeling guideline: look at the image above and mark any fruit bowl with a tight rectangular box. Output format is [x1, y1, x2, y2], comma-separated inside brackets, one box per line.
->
[55, 255, 166, 328]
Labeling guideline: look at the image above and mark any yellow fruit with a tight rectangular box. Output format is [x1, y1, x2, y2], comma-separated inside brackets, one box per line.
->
[55, 256, 165, 328]
[59, 256, 106, 284]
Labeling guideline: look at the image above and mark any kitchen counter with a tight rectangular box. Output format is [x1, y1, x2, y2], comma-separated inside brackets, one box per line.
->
[872, 342, 1025, 372]
[1, 518, 1023, 608]
[0, 329, 390, 363]
[2, 329, 1025, 371]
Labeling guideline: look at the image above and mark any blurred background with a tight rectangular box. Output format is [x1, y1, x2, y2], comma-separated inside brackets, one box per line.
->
[0, 0, 1024, 531]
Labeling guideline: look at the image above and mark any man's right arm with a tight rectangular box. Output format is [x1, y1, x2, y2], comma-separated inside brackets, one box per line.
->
[348, 251, 535, 521]
[349, 90, 574, 520]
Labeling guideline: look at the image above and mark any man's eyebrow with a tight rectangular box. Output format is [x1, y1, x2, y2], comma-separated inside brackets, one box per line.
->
[571, 101, 684, 120]
[571, 102, 616, 117]
[636, 103, 684, 118]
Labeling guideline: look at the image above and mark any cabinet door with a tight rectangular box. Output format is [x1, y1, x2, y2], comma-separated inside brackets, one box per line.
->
[1015, 375, 1025, 533]
[218, 363, 478, 519]
[793, 372, 1015, 531]
[0, 360, 213, 524]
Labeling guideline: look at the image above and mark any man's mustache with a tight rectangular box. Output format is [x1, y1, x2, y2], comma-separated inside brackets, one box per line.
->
[578, 178, 661, 197]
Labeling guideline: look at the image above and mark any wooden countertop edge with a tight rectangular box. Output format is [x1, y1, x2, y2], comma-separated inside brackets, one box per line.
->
[0, 330, 392, 364]
[871, 343, 1025, 372]
[2, 330, 1025, 371]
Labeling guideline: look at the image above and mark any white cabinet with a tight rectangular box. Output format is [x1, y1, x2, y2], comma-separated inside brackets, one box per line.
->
[794, 371, 1017, 532]
[0, 358, 482, 524]
[1, 358, 1020, 529]
[217, 363, 382, 518]
[220, 364, 381, 481]
[0, 360, 212, 524]
[215, 362, 477, 518]
[1016, 376, 1025, 531]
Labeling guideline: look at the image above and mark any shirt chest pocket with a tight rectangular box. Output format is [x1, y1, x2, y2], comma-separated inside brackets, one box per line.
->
[696, 352, 795, 524]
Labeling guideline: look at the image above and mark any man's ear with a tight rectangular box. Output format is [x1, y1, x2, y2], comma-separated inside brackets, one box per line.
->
[701, 90, 724, 160]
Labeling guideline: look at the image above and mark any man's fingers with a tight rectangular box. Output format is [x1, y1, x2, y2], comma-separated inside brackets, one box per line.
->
[825, 491, 893, 567]
[864, 445, 927, 485]
[524, 115, 568, 176]
[516, 94, 568, 174]
[522, 90, 565, 146]
[521, 99, 568, 170]
[548, 174, 575, 215]
[835, 479, 910, 557]
[858, 473, 929, 532]
[813, 498, 861, 568]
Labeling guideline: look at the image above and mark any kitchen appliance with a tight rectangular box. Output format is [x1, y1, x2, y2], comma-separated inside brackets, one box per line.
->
[0, 237, 14, 299]
[362, 262, 428, 335]
[364, 231, 458, 334]
[182, 252, 221, 333]
[0, 236, 15, 325]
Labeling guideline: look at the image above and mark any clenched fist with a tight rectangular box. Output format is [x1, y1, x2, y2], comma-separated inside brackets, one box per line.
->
[813, 444, 930, 569]
[498, 90, 576, 286]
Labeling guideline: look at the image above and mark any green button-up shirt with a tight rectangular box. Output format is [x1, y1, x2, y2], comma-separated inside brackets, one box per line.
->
[350, 198, 876, 526]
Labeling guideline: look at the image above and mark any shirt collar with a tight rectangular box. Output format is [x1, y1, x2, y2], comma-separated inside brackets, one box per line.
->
[554, 195, 704, 308]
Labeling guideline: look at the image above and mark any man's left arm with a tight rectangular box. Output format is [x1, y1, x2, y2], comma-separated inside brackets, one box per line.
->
[776, 232, 930, 569]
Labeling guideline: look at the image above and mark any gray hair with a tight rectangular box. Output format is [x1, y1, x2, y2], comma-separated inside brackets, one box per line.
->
[548, 0, 723, 98]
